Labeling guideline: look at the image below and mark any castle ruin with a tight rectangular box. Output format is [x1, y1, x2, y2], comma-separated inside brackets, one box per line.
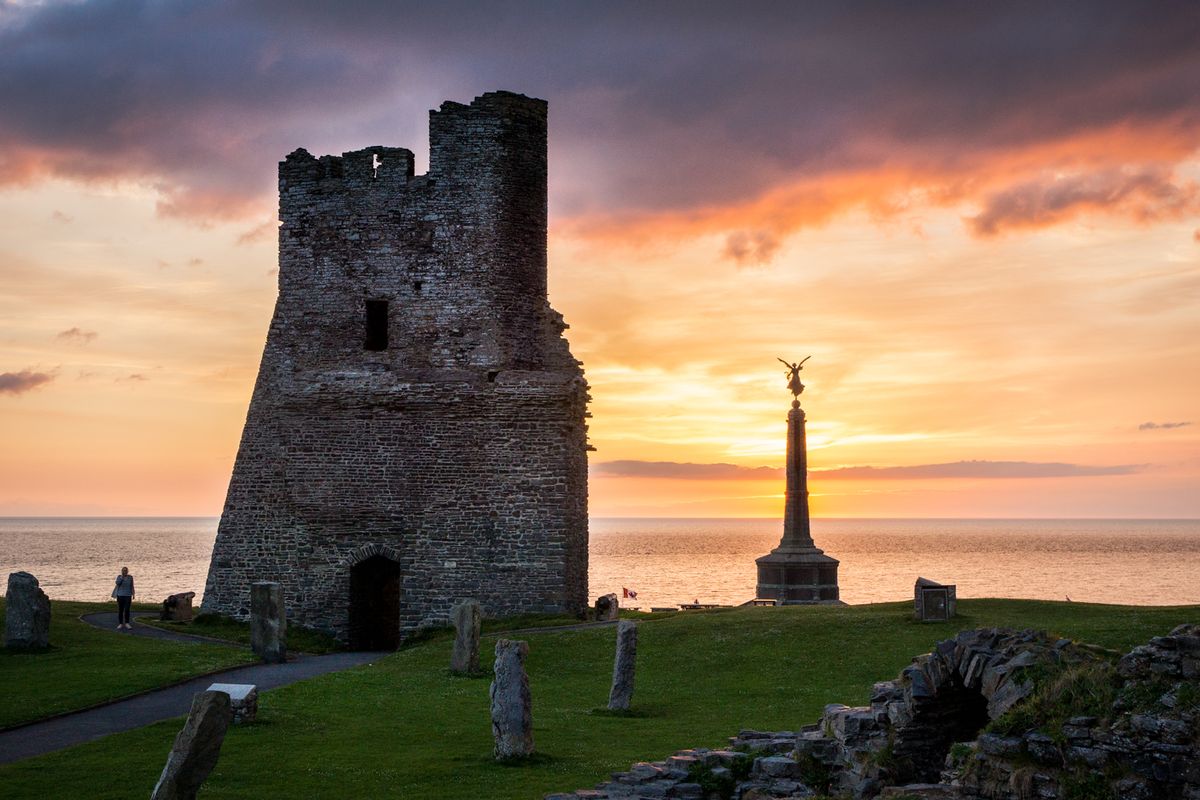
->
[202, 92, 589, 647]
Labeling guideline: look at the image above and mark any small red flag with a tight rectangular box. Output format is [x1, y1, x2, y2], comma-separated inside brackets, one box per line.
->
[623, 587, 637, 600]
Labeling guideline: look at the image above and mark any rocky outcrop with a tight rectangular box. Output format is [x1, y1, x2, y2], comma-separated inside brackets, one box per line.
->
[4, 571, 51, 649]
[547, 625, 1200, 800]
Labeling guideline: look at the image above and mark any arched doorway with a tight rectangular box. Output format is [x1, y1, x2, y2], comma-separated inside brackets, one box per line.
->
[349, 554, 401, 650]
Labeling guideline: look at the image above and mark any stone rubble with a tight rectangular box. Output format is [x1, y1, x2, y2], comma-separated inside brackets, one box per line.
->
[547, 625, 1200, 800]
[4, 571, 51, 649]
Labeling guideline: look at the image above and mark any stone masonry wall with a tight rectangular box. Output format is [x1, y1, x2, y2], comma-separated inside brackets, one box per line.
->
[203, 92, 589, 640]
[550, 625, 1200, 799]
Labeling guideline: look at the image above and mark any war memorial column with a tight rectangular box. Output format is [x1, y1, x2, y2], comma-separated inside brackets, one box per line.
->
[755, 357, 840, 603]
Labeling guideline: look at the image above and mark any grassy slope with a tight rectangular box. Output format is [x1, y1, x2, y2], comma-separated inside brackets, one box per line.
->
[1, 599, 1195, 799]
[0, 600, 255, 728]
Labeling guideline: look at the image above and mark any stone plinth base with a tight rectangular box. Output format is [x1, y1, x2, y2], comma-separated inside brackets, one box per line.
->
[207, 683, 258, 724]
[755, 549, 839, 604]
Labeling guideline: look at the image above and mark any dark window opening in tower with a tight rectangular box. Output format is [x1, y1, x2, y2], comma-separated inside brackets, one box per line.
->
[364, 299, 388, 350]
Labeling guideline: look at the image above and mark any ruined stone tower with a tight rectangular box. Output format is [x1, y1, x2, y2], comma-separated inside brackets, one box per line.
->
[202, 92, 589, 647]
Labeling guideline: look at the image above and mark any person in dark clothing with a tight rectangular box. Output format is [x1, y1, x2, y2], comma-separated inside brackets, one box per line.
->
[113, 567, 135, 630]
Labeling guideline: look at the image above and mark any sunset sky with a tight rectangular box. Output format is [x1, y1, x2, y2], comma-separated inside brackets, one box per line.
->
[1, 1, 1197, 518]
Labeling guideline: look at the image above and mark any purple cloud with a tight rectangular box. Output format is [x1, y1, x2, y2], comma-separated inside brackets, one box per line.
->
[0, 369, 55, 395]
[969, 168, 1200, 236]
[56, 327, 97, 344]
[1139, 421, 1191, 431]
[593, 461, 781, 480]
[0, 1, 1197, 232]
[813, 461, 1142, 479]
[593, 459, 1141, 480]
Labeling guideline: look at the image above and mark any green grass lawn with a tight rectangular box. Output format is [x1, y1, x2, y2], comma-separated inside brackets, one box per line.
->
[0, 599, 255, 729]
[140, 612, 344, 654]
[0, 599, 1194, 799]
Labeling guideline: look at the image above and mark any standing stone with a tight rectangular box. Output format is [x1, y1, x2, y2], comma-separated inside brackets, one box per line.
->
[594, 592, 619, 622]
[450, 599, 482, 674]
[490, 639, 534, 759]
[4, 571, 51, 650]
[150, 690, 233, 800]
[608, 619, 639, 711]
[250, 582, 286, 663]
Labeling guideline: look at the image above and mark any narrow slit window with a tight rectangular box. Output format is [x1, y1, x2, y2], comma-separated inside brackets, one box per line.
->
[364, 300, 388, 351]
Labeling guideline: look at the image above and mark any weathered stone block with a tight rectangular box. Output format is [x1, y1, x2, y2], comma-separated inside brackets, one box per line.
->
[250, 582, 286, 663]
[608, 619, 638, 711]
[207, 682, 258, 724]
[594, 593, 619, 621]
[4, 571, 50, 649]
[450, 599, 481, 674]
[160, 591, 196, 622]
[754, 755, 803, 779]
[490, 639, 533, 759]
[150, 690, 233, 800]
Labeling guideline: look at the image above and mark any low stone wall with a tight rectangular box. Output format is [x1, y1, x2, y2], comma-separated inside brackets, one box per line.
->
[547, 625, 1200, 800]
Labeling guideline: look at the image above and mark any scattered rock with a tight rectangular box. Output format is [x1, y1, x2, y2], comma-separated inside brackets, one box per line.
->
[150, 690, 233, 800]
[450, 599, 481, 674]
[490, 639, 533, 759]
[250, 581, 286, 663]
[594, 593, 619, 622]
[4, 571, 51, 649]
[608, 619, 638, 711]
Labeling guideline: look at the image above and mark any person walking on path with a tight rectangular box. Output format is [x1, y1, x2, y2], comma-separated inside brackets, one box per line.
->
[112, 567, 135, 630]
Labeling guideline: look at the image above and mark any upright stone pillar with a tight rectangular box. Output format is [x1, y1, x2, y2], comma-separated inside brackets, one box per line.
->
[250, 582, 287, 663]
[151, 690, 233, 800]
[755, 359, 840, 604]
[5, 571, 51, 650]
[608, 620, 639, 711]
[490, 639, 534, 759]
[450, 599, 482, 674]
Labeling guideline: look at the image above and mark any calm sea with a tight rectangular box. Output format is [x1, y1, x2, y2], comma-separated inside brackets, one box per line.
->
[1, 517, 1197, 607]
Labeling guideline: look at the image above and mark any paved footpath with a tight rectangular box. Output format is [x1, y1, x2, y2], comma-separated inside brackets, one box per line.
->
[0, 613, 381, 765]
[0, 613, 619, 765]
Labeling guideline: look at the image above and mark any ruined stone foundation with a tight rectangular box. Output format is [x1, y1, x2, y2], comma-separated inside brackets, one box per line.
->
[203, 92, 589, 646]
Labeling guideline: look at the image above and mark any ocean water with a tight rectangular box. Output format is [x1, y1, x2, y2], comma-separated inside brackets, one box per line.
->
[1, 517, 1197, 608]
